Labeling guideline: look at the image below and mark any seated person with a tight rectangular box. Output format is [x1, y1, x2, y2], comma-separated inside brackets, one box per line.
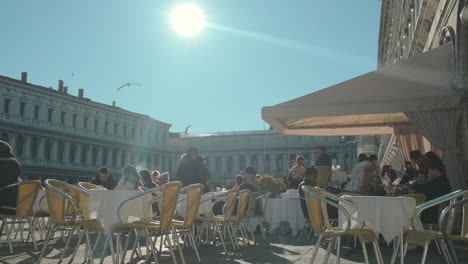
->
[361, 175, 386, 196]
[288, 156, 305, 189]
[90, 167, 117, 190]
[151, 170, 160, 183]
[0, 140, 21, 216]
[413, 163, 452, 224]
[298, 166, 317, 219]
[239, 167, 261, 192]
[140, 169, 157, 188]
[115, 165, 141, 190]
[400, 161, 418, 184]
[157, 172, 170, 186]
[235, 174, 244, 188]
[343, 154, 374, 193]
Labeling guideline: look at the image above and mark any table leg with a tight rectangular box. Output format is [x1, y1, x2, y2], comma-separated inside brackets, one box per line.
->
[400, 229, 404, 264]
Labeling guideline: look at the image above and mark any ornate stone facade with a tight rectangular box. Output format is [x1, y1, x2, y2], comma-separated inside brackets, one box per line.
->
[377, 0, 460, 168]
[168, 131, 357, 183]
[0, 73, 358, 183]
[0, 73, 172, 181]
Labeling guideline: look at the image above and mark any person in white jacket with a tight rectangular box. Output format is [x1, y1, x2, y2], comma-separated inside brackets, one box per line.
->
[344, 154, 375, 193]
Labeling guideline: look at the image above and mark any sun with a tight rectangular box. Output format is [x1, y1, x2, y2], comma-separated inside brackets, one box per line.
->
[170, 4, 206, 37]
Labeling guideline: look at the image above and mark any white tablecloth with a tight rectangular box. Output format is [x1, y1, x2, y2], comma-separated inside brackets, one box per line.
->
[176, 194, 216, 218]
[32, 189, 48, 213]
[264, 196, 305, 235]
[88, 190, 152, 232]
[339, 196, 416, 243]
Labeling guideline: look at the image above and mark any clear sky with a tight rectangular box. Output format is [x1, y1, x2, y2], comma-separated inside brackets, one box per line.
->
[0, 0, 382, 133]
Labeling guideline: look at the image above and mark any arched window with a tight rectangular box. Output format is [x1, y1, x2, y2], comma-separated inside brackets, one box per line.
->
[1, 132, 9, 143]
[16, 135, 24, 157]
[58, 141, 64, 161]
[81, 145, 87, 164]
[30, 137, 38, 159]
[227, 156, 233, 172]
[70, 143, 76, 163]
[44, 139, 52, 160]
[239, 156, 245, 171]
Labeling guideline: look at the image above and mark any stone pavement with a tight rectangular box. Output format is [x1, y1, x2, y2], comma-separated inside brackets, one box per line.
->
[1, 232, 465, 263]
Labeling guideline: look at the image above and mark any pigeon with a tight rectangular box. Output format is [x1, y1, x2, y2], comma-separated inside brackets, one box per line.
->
[116, 83, 143, 91]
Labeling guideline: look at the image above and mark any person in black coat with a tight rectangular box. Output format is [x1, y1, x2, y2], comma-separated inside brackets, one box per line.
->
[0, 140, 21, 215]
[176, 148, 210, 190]
[90, 167, 117, 190]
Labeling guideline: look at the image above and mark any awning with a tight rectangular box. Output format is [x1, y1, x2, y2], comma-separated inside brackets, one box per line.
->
[262, 44, 461, 136]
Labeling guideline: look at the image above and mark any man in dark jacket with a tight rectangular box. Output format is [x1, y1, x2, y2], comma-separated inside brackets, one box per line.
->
[0, 140, 21, 215]
[90, 167, 117, 190]
[314, 146, 331, 166]
[298, 166, 317, 219]
[176, 148, 210, 190]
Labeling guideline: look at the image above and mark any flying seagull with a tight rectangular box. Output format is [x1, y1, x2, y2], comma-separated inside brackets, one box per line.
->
[116, 83, 143, 91]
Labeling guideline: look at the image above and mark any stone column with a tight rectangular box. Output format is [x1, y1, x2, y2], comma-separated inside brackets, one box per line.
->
[232, 155, 239, 174]
[270, 153, 276, 176]
[97, 146, 103, 166]
[51, 139, 58, 161]
[108, 149, 113, 167]
[86, 145, 92, 165]
[38, 137, 45, 160]
[75, 144, 82, 164]
[23, 135, 31, 158]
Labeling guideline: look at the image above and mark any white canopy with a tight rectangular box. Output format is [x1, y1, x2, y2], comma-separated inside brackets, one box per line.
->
[262, 44, 461, 136]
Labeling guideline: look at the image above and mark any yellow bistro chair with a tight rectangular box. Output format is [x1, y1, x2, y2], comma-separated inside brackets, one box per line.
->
[78, 182, 107, 191]
[302, 185, 384, 264]
[0, 180, 42, 252]
[117, 181, 183, 264]
[171, 183, 204, 263]
[198, 188, 239, 255]
[316, 166, 332, 187]
[230, 189, 251, 248]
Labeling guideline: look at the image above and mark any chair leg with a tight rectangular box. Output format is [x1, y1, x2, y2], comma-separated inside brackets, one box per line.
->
[99, 234, 110, 264]
[259, 220, 267, 241]
[439, 239, 455, 264]
[361, 241, 370, 264]
[109, 234, 117, 264]
[144, 229, 159, 264]
[171, 227, 186, 264]
[69, 229, 84, 264]
[373, 240, 384, 264]
[85, 231, 95, 264]
[59, 226, 77, 263]
[335, 237, 341, 264]
[215, 223, 228, 256]
[29, 217, 38, 250]
[165, 231, 178, 264]
[420, 242, 429, 264]
[309, 234, 324, 264]
[4, 218, 14, 254]
[323, 238, 335, 264]
[36, 223, 55, 264]
[188, 228, 201, 264]
[120, 232, 131, 264]
[446, 240, 460, 264]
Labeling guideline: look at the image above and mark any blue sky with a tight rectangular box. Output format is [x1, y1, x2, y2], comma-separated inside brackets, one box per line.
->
[0, 0, 381, 133]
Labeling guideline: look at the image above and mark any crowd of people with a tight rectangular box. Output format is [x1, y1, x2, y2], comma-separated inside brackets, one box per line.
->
[0, 136, 455, 226]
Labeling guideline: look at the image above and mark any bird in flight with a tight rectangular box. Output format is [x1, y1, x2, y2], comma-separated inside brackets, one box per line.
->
[116, 83, 143, 91]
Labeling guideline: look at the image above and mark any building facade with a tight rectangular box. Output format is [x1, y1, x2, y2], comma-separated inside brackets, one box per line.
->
[377, 0, 460, 168]
[0, 73, 173, 182]
[0, 73, 358, 184]
[168, 131, 357, 185]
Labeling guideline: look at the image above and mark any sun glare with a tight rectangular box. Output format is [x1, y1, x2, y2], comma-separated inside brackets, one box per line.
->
[170, 4, 206, 37]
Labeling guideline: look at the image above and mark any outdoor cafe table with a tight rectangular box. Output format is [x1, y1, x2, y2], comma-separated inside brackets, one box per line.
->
[88, 190, 152, 232]
[338, 195, 416, 264]
[176, 192, 227, 218]
[264, 193, 305, 235]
